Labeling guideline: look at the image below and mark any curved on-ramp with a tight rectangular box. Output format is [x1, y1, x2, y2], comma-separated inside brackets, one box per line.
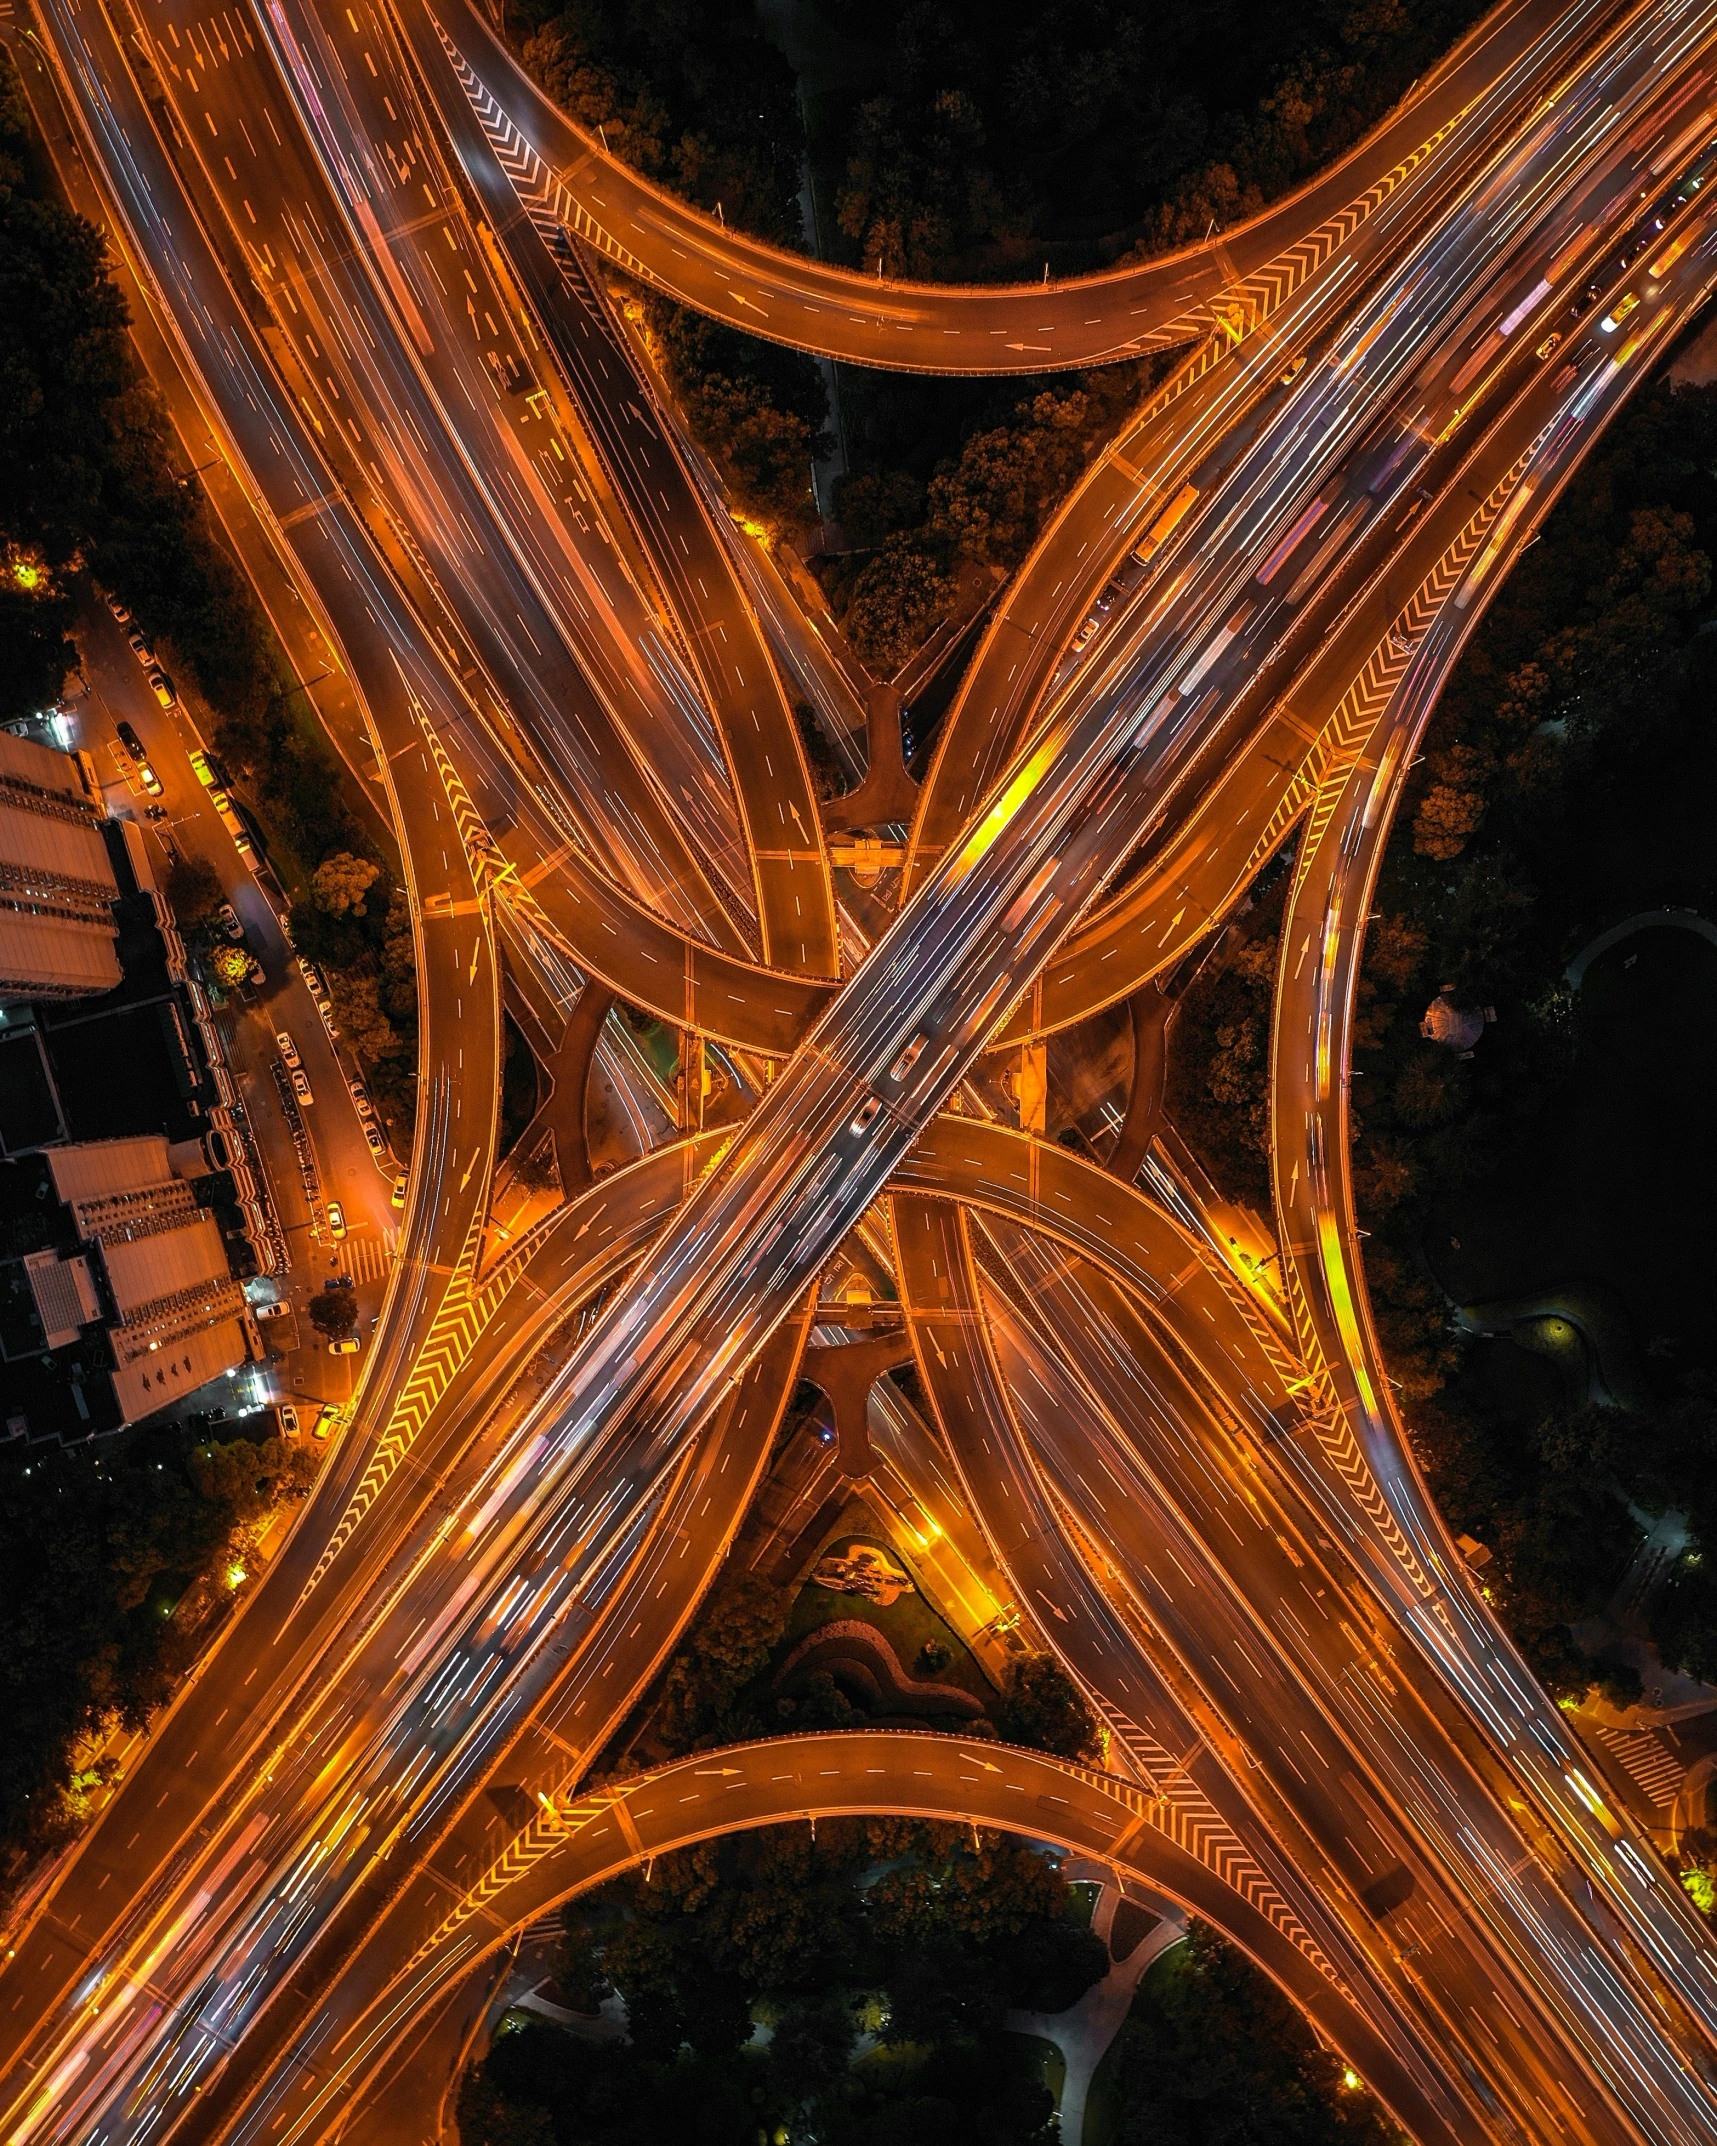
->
[244, 1732, 1468, 2146]
[412, 0, 1586, 375]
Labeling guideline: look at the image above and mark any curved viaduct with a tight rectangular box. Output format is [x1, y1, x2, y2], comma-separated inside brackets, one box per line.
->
[211, 1733, 1477, 2146]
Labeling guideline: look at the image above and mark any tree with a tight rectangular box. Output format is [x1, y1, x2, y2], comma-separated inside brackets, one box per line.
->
[163, 854, 223, 929]
[843, 536, 954, 674]
[0, 544, 76, 717]
[995, 1915, 1109, 2013]
[308, 1290, 358, 1342]
[770, 1991, 855, 2101]
[654, 1570, 789, 1752]
[995, 1653, 1100, 1763]
[510, 1146, 558, 1194]
[209, 943, 251, 990]
[309, 850, 379, 917]
[1109, 1921, 1396, 2143]
[834, 468, 923, 549]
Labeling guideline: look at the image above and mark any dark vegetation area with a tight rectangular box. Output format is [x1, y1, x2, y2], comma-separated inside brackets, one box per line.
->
[1169, 377, 1717, 1702]
[462, 1818, 1097, 2146]
[810, 0, 1486, 281]
[0, 1427, 316, 1879]
[1095, 1921, 1398, 2145]
[1352, 377, 1717, 1699]
[0, 48, 417, 1134]
[635, 1564, 1101, 1763]
[458, 1881, 1397, 2146]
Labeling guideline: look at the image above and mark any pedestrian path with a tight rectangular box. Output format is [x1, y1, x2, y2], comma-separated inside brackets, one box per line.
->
[1007, 1867, 1186, 2143]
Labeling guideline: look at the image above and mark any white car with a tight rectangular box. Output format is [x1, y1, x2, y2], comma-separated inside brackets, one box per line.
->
[363, 1124, 386, 1157]
[255, 1300, 291, 1321]
[275, 1029, 301, 1069]
[278, 1404, 300, 1438]
[218, 902, 244, 941]
[291, 1066, 314, 1106]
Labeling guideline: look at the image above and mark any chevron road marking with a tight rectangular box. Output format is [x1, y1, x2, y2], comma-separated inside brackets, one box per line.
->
[438, 22, 1464, 370]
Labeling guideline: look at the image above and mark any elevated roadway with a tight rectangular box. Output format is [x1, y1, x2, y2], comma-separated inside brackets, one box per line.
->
[411, 0, 1604, 374]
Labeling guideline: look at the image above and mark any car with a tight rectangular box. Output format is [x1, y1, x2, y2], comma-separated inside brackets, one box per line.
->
[348, 1078, 372, 1116]
[108, 597, 131, 625]
[218, 902, 245, 941]
[116, 720, 147, 763]
[391, 1174, 408, 1210]
[217, 804, 252, 855]
[126, 629, 156, 665]
[278, 1404, 300, 1438]
[255, 1299, 291, 1321]
[136, 759, 164, 798]
[1071, 611, 1102, 651]
[363, 1124, 386, 1157]
[1277, 353, 1307, 385]
[850, 1096, 882, 1136]
[327, 1337, 361, 1356]
[276, 1028, 301, 1069]
[245, 953, 265, 987]
[188, 747, 215, 786]
[1600, 291, 1641, 333]
[291, 1065, 314, 1106]
[146, 668, 177, 709]
[312, 1402, 342, 1440]
[889, 1034, 926, 1082]
[298, 958, 327, 996]
[1534, 330, 1562, 360]
[325, 1199, 346, 1238]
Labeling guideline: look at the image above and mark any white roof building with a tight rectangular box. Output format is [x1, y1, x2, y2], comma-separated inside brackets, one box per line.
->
[0, 730, 121, 1004]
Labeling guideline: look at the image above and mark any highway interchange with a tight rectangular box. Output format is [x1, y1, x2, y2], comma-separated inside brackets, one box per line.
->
[5, 0, 1717, 2139]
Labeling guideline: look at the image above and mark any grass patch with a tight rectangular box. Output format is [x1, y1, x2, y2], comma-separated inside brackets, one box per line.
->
[781, 1535, 995, 1705]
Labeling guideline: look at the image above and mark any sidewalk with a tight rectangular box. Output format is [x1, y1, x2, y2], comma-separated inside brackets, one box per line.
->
[1007, 1865, 1186, 2144]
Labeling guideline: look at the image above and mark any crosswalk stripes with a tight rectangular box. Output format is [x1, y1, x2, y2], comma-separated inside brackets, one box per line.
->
[1049, 1493, 1344, 1991]
[339, 1234, 391, 1284]
[1589, 1726, 1686, 1809]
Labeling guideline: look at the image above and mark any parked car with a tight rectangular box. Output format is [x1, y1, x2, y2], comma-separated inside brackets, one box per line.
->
[278, 1404, 300, 1438]
[108, 597, 131, 625]
[127, 630, 156, 665]
[363, 1124, 386, 1158]
[290, 1066, 314, 1106]
[146, 668, 177, 709]
[313, 1402, 342, 1440]
[392, 1174, 408, 1210]
[245, 953, 265, 987]
[275, 1029, 301, 1069]
[348, 1078, 372, 1117]
[136, 758, 164, 798]
[116, 720, 147, 762]
[327, 1337, 361, 1356]
[255, 1300, 291, 1321]
[325, 1200, 346, 1238]
[218, 902, 245, 941]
